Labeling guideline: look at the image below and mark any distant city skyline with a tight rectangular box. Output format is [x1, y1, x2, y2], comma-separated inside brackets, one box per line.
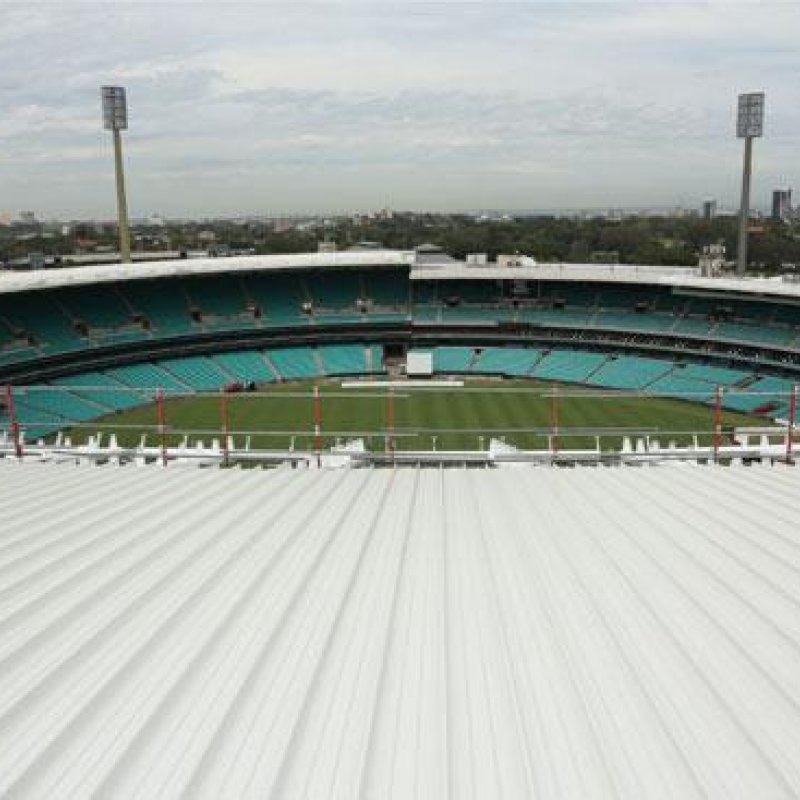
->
[1, 2, 799, 219]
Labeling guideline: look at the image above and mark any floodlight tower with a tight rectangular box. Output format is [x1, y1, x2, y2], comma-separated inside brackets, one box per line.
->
[101, 86, 131, 263]
[735, 92, 765, 276]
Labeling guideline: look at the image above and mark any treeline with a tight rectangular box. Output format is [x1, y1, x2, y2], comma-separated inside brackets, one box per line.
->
[3, 212, 799, 270]
[324, 213, 800, 269]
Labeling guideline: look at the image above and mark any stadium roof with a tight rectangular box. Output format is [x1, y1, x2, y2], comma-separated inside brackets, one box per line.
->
[412, 262, 800, 300]
[0, 250, 416, 295]
[1, 462, 800, 797]
[4, 249, 800, 301]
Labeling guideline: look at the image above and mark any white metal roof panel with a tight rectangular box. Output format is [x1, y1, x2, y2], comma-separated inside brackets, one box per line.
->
[0, 250, 415, 295]
[412, 262, 800, 300]
[4, 251, 800, 302]
[1, 462, 800, 798]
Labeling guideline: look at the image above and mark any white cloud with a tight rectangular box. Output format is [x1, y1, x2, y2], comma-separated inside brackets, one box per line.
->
[0, 1, 798, 217]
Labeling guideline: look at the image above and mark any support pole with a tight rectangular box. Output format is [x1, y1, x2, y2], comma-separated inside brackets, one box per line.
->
[787, 384, 797, 463]
[4, 385, 22, 459]
[713, 384, 722, 462]
[156, 387, 167, 467]
[113, 127, 131, 264]
[550, 387, 559, 456]
[387, 386, 395, 465]
[220, 391, 230, 468]
[313, 384, 322, 468]
[736, 135, 753, 276]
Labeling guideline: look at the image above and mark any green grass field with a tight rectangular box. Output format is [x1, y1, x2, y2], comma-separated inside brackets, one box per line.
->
[70, 378, 761, 452]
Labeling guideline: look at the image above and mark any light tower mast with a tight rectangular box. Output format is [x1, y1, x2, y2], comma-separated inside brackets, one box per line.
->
[101, 86, 131, 264]
[735, 92, 765, 276]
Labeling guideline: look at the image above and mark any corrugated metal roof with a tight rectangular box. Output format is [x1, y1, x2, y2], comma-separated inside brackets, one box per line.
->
[1, 462, 800, 798]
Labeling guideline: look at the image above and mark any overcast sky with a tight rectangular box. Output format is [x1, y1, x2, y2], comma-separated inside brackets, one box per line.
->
[1, 1, 798, 219]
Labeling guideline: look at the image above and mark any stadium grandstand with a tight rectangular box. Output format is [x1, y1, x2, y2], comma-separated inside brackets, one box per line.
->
[3, 250, 800, 796]
[2, 248, 800, 448]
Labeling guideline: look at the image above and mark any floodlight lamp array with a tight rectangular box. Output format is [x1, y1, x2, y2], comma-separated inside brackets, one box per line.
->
[102, 86, 128, 130]
[737, 92, 764, 138]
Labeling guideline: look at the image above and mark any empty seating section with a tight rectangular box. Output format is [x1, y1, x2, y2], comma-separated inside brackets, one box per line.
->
[720, 376, 797, 415]
[211, 351, 276, 383]
[242, 274, 308, 327]
[268, 347, 321, 380]
[6, 274, 800, 376]
[319, 345, 366, 375]
[669, 317, 712, 337]
[52, 372, 144, 412]
[5, 393, 62, 440]
[590, 311, 676, 332]
[531, 350, 607, 382]
[647, 374, 716, 402]
[713, 321, 794, 347]
[307, 273, 361, 309]
[439, 306, 504, 323]
[183, 277, 246, 317]
[364, 272, 407, 309]
[57, 286, 132, 331]
[677, 363, 750, 385]
[433, 347, 474, 373]
[158, 356, 229, 391]
[472, 348, 541, 376]
[588, 356, 673, 390]
[10, 387, 102, 425]
[109, 363, 189, 394]
[771, 305, 800, 326]
[2, 293, 84, 356]
[0, 328, 39, 367]
[521, 308, 591, 327]
[122, 281, 193, 336]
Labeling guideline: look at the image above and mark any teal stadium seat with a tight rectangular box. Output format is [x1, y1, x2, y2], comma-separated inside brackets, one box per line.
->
[52, 372, 144, 412]
[211, 351, 277, 383]
[433, 347, 475, 373]
[646, 374, 716, 403]
[318, 344, 367, 375]
[109, 363, 190, 394]
[267, 347, 323, 380]
[588, 356, 674, 390]
[531, 350, 607, 383]
[722, 376, 796, 413]
[121, 282, 193, 337]
[156, 356, 229, 391]
[472, 347, 541, 376]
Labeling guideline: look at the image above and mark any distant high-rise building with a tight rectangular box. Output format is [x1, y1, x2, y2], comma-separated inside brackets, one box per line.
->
[772, 188, 792, 221]
[702, 200, 717, 220]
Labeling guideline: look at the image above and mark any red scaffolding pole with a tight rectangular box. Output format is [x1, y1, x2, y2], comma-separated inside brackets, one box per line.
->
[313, 384, 322, 468]
[4, 385, 22, 459]
[387, 386, 396, 465]
[787, 384, 797, 463]
[156, 387, 168, 467]
[550, 387, 559, 455]
[220, 391, 230, 467]
[713, 384, 722, 462]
